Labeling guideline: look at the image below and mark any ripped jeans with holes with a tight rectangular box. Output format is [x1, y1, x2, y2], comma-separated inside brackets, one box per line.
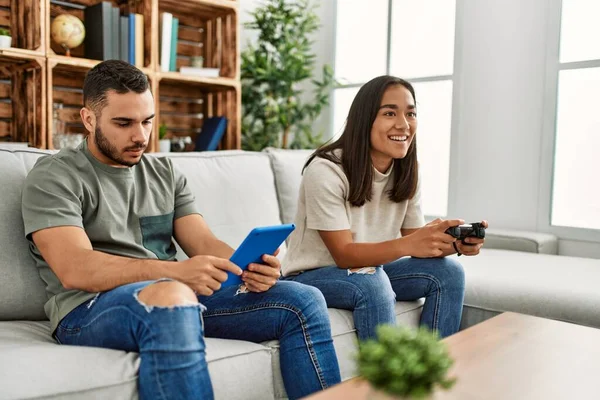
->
[284, 256, 465, 340]
[54, 280, 211, 400]
[54, 279, 341, 400]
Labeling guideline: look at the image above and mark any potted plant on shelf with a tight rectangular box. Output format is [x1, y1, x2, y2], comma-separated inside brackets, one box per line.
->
[158, 124, 170, 152]
[0, 28, 12, 49]
[357, 325, 456, 399]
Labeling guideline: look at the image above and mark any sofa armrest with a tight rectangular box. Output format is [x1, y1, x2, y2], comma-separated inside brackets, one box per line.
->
[484, 228, 558, 255]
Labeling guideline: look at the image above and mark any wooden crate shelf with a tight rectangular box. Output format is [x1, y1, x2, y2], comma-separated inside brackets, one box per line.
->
[47, 0, 153, 70]
[157, 71, 239, 89]
[1, 0, 45, 53]
[0, 0, 240, 150]
[158, 0, 238, 79]
[0, 0, 239, 149]
[156, 77, 240, 151]
[0, 54, 46, 147]
[48, 54, 153, 75]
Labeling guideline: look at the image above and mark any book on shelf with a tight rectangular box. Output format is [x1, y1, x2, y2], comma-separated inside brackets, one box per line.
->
[169, 17, 179, 72]
[120, 16, 129, 62]
[84, 2, 112, 61]
[179, 67, 220, 77]
[83, 2, 144, 65]
[128, 14, 135, 65]
[160, 12, 173, 72]
[195, 116, 227, 151]
[112, 6, 120, 60]
[135, 14, 144, 68]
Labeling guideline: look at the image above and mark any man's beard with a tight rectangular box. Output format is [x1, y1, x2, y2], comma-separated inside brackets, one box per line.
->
[94, 125, 146, 167]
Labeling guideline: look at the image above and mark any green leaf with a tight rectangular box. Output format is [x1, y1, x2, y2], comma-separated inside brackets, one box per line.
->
[356, 325, 457, 397]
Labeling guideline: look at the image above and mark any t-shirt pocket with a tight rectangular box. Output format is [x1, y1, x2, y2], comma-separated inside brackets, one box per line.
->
[139, 212, 176, 260]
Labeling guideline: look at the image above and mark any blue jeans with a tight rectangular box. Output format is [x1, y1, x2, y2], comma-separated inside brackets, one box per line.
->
[54, 280, 341, 400]
[285, 257, 465, 340]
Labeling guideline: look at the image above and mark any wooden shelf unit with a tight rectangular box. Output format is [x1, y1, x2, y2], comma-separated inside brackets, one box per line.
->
[0, 0, 240, 151]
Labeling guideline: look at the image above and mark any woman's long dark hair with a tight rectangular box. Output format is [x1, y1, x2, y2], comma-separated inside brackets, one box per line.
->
[304, 75, 419, 207]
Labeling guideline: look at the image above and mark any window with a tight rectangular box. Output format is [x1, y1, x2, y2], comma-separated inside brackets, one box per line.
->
[332, 0, 457, 217]
[550, 1, 600, 231]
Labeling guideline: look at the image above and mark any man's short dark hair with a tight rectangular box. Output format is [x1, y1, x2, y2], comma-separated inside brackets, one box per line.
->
[83, 60, 150, 114]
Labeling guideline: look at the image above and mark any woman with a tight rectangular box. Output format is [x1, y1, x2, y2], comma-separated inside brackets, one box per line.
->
[282, 75, 487, 340]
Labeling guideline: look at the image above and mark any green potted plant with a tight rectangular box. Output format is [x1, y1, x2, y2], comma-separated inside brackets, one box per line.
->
[241, 0, 336, 150]
[0, 28, 12, 49]
[158, 123, 170, 152]
[357, 325, 456, 399]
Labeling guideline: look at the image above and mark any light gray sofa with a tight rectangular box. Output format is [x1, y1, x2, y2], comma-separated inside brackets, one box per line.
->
[1, 147, 599, 399]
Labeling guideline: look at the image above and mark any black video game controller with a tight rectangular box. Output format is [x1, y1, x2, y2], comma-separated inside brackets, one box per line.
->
[445, 222, 486, 245]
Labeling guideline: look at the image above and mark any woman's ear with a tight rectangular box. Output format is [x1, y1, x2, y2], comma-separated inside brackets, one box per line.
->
[80, 107, 96, 134]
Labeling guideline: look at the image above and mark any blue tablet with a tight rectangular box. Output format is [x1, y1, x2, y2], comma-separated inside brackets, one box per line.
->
[222, 223, 296, 288]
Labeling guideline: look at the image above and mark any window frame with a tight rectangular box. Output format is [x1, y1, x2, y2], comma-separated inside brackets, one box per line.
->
[330, 0, 460, 219]
[537, 0, 600, 241]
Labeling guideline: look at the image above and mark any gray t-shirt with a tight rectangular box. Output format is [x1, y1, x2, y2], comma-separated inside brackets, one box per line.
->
[282, 156, 425, 276]
[21, 140, 198, 332]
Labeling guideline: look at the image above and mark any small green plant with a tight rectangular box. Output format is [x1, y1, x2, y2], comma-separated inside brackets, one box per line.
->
[0, 29, 10, 37]
[158, 123, 167, 140]
[357, 325, 456, 399]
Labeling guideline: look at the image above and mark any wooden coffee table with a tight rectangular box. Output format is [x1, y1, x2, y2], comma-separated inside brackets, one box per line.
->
[304, 312, 600, 399]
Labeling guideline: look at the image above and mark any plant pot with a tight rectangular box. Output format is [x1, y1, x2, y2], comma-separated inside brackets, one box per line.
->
[368, 387, 432, 400]
[158, 139, 171, 153]
[0, 35, 12, 49]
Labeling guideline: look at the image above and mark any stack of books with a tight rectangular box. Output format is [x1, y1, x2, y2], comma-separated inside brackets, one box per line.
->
[159, 12, 220, 77]
[83, 1, 144, 67]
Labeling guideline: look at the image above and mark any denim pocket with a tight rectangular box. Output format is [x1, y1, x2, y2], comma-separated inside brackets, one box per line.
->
[139, 212, 176, 260]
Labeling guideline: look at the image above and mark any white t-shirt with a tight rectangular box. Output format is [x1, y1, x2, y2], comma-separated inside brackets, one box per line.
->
[282, 155, 425, 276]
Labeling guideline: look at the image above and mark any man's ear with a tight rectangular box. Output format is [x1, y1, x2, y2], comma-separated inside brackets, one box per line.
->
[80, 107, 96, 134]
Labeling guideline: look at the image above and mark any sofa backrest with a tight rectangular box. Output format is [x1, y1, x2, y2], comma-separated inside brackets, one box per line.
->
[0, 148, 55, 320]
[164, 151, 283, 259]
[0, 149, 282, 321]
[264, 148, 313, 225]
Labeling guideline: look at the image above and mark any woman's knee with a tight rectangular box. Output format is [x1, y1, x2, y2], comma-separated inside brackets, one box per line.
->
[137, 280, 198, 308]
[431, 257, 465, 290]
[349, 267, 396, 306]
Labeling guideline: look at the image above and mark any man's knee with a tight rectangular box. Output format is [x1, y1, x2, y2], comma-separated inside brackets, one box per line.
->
[137, 281, 198, 308]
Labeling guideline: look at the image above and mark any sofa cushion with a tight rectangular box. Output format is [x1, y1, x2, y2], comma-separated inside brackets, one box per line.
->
[485, 228, 558, 255]
[0, 149, 53, 321]
[264, 148, 313, 225]
[165, 151, 284, 258]
[0, 320, 139, 399]
[459, 249, 600, 328]
[0, 320, 274, 400]
[266, 300, 424, 399]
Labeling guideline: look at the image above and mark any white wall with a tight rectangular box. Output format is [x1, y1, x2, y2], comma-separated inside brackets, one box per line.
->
[239, 0, 600, 259]
[448, 0, 548, 230]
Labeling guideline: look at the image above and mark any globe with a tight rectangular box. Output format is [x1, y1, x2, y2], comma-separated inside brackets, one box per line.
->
[51, 14, 85, 57]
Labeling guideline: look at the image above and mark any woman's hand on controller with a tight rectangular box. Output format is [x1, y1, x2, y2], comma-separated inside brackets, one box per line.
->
[405, 219, 464, 258]
[456, 220, 489, 256]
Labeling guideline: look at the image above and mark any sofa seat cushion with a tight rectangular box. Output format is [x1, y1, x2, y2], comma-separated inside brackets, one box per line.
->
[0, 320, 273, 400]
[0, 321, 139, 399]
[459, 249, 600, 329]
[265, 300, 424, 399]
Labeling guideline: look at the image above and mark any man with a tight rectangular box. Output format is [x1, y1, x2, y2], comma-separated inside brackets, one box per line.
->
[21, 60, 341, 400]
